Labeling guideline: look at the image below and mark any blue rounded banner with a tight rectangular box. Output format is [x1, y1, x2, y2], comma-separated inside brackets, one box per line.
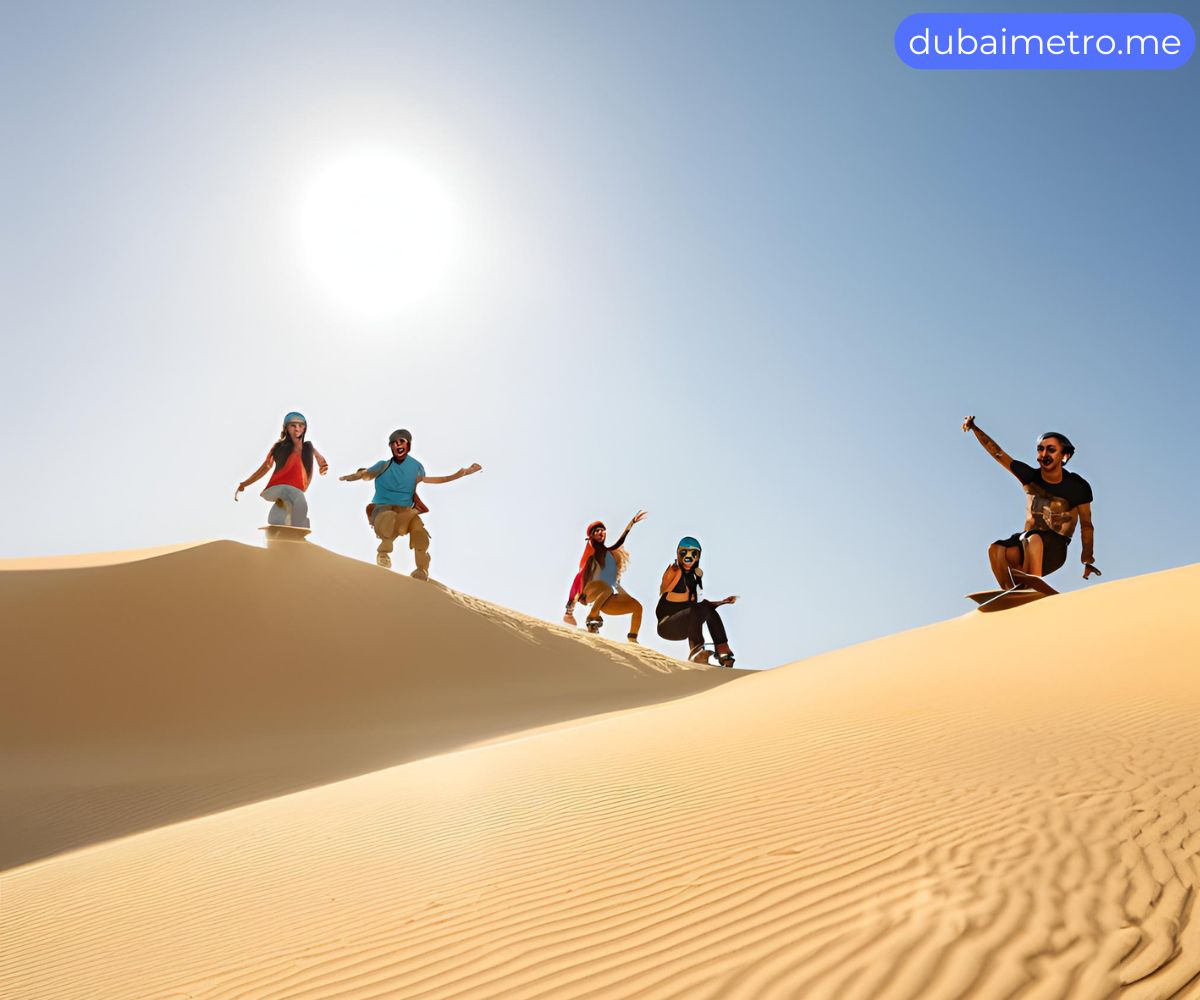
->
[896, 12, 1194, 69]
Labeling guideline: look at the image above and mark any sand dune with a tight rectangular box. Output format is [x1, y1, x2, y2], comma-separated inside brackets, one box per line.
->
[0, 541, 737, 870]
[4, 558, 1199, 999]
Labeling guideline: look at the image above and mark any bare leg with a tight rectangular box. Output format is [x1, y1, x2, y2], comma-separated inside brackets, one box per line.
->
[989, 543, 1020, 587]
[1022, 533, 1044, 576]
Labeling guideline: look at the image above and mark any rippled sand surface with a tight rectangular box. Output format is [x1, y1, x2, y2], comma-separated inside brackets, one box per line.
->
[3, 548, 1196, 999]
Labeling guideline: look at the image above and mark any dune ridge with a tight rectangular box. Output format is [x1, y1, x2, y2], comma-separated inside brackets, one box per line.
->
[4, 557, 1199, 999]
[0, 540, 738, 870]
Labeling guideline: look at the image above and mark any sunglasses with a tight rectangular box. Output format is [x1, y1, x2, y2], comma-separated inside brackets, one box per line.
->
[590, 526, 606, 535]
[678, 549, 701, 560]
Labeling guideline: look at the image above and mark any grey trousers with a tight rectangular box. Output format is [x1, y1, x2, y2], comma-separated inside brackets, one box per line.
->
[261, 485, 310, 528]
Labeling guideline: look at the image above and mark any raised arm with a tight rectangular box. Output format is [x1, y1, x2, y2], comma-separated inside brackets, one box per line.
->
[1077, 502, 1101, 579]
[962, 415, 1015, 472]
[420, 462, 483, 486]
[607, 510, 647, 551]
[234, 450, 274, 500]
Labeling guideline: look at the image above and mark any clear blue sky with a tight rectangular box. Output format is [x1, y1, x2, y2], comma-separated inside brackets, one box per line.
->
[3, 0, 1197, 669]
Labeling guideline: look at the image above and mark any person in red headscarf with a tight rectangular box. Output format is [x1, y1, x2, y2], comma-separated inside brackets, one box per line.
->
[563, 511, 646, 642]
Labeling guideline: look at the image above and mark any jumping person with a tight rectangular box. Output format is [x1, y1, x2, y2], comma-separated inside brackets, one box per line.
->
[235, 411, 329, 528]
[340, 428, 481, 579]
[656, 536, 738, 667]
[569, 511, 646, 641]
[963, 415, 1100, 586]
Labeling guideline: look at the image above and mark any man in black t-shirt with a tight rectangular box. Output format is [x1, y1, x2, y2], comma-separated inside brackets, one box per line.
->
[963, 416, 1101, 586]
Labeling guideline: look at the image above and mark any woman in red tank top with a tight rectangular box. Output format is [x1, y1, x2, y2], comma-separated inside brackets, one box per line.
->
[235, 412, 329, 529]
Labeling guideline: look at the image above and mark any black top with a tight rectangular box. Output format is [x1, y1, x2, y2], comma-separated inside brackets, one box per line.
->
[656, 565, 703, 620]
[672, 568, 702, 598]
[1010, 460, 1092, 536]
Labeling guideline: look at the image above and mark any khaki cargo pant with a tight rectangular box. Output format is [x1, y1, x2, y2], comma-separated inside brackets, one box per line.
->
[372, 505, 431, 574]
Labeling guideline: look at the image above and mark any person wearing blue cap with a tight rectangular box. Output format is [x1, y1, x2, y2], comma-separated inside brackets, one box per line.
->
[656, 537, 738, 667]
[339, 427, 482, 579]
[235, 411, 329, 528]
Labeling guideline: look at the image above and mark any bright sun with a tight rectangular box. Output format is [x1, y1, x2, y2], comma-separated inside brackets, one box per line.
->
[298, 151, 457, 318]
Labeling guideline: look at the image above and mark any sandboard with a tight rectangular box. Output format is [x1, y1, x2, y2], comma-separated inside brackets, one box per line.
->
[1009, 568, 1059, 596]
[966, 589, 1007, 605]
[976, 588, 1047, 613]
[259, 525, 311, 544]
[969, 569, 1059, 612]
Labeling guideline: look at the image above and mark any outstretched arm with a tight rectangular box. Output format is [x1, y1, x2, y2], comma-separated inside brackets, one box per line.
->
[421, 462, 483, 486]
[234, 451, 274, 500]
[607, 510, 647, 551]
[962, 415, 1015, 472]
[1077, 502, 1101, 579]
[339, 463, 383, 482]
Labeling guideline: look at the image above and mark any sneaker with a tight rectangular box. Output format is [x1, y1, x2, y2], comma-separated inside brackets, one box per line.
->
[411, 568, 429, 581]
[376, 553, 392, 569]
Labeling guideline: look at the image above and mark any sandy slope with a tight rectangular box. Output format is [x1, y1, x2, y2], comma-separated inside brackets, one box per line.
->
[0, 541, 737, 870]
[4, 562, 1199, 999]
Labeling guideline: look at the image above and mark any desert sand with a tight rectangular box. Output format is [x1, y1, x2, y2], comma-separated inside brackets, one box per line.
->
[3, 544, 1198, 999]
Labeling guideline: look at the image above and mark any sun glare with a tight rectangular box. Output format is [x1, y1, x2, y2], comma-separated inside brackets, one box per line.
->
[298, 151, 457, 318]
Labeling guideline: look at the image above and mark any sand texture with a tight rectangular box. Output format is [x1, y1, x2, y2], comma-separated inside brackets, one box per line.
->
[0, 542, 737, 870]
[3, 549, 1198, 999]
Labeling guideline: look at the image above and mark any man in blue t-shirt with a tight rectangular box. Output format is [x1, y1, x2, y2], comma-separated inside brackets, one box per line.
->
[340, 428, 482, 578]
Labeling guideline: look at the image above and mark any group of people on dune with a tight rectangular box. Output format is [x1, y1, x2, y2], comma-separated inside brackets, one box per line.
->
[561, 513, 739, 667]
[236, 414, 479, 582]
[235, 412, 739, 666]
[236, 411, 1102, 670]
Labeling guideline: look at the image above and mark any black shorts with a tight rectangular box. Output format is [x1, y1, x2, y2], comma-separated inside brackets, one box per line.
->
[994, 529, 1069, 576]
